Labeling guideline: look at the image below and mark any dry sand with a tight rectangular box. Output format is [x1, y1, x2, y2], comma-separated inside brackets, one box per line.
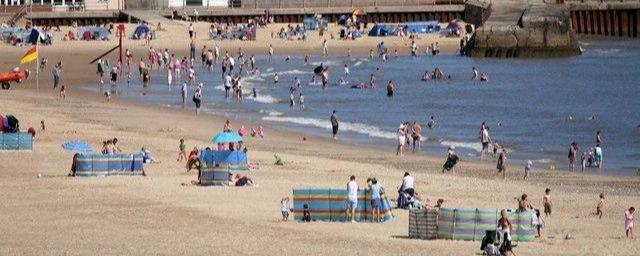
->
[0, 21, 639, 255]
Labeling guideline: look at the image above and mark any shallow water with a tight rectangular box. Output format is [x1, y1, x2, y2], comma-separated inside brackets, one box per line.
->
[86, 39, 640, 176]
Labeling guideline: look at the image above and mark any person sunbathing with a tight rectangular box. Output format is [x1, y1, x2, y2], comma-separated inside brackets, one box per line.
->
[229, 173, 253, 186]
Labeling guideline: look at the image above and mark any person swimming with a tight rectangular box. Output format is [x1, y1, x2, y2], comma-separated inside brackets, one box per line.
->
[480, 73, 488, 82]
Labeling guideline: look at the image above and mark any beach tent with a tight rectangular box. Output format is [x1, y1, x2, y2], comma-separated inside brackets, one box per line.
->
[338, 15, 348, 26]
[26, 29, 44, 45]
[368, 24, 396, 36]
[445, 20, 463, 33]
[351, 29, 362, 39]
[303, 17, 328, 31]
[76, 26, 110, 41]
[132, 24, 150, 40]
[404, 21, 440, 34]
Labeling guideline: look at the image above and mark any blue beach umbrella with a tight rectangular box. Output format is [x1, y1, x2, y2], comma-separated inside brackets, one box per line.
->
[61, 140, 93, 153]
[211, 132, 242, 144]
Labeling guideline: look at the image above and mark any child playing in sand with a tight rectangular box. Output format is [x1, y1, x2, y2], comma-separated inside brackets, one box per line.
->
[177, 138, 187, 162]
[302, 204, 311, 222]
[281, 197, 290, 221]
[535, 209, 545, 238]
[274, 154, 284, 166]
[625, 207, 635, 238]
[543, 188, 552, 217]
[596, 193, 606, 219]
[524, 160, 533, 180]
[59, 85, 66, 100]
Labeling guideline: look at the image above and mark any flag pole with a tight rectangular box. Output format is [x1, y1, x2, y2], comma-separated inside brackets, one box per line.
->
[36, 41, 39, 90]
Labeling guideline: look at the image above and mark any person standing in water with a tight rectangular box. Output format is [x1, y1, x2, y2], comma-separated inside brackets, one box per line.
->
[189, 40, 196, 61]
[412, 121, 422, 153]
[568, 141, 578, 171]
[369, 73, 376, 88]
[386, 80, 395, 97]
[472, 66, 479, 80]
[193, 86, 202, 115]
[289, 91, 295, 108]
[344, 64, 349, 77]
[396, 123, 406, 156]
[268, 44, 274, 63]
[480, 122, 490, 160]
[299, 92, 305, 111]
[331, 110, 339, 140]
[181, 82, 188, 109]
[596, 130, 603, 145]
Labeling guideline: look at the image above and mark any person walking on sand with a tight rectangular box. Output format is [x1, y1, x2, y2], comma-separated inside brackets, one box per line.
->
[497, 148, 507, 179]
[568, 141, 578, 171]
[543, 188, 552, 217]
[331, 110, 339, 140]
[177, 138, 187, 162]
[412, 121, 422, 153]
[626, 207, 635, 238]
[188, 22, 194, 39]
[345, 176, 358, 223]
[596, 193, 606, 219]
[322, 39, 328, 56]
[396, 123, 406, 156]
[52, 63, 61, 89]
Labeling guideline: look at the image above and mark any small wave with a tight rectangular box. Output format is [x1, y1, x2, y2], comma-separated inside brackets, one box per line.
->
[534, 158, 555, 164]
[593, 49, 621, 55]
[310, 60, 341, 67]
[353, 61, 363, 67]
[262, 116, 396, 139]
[266, 68, 274, 72]
[440, 140, 482, 152]
[247, 94, 280, 104]
[259, 109, 284, 116]
[260, 69, 313, 78]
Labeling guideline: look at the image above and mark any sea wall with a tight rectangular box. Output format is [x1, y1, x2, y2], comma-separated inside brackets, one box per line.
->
[468, 3, 582, 58]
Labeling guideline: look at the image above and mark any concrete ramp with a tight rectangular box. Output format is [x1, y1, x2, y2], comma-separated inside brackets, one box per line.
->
[121, 10, 182, 26]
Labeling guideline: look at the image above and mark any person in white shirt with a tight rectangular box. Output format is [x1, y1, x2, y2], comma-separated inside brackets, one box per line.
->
[401, 172, 415, 198]
[228, 56, 235, 73]
[346, 176, 358, 222]
[344, 64, 349, 76]
[224, 74, 232, 98]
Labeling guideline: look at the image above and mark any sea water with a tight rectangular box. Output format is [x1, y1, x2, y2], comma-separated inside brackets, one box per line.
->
[87, 39, 640, 176]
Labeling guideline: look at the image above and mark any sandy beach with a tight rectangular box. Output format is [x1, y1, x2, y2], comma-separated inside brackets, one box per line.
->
[1, 22, 639, 255]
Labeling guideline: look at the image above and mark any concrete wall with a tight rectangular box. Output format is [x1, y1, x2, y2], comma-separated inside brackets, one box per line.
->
[239, 0, 447, 9]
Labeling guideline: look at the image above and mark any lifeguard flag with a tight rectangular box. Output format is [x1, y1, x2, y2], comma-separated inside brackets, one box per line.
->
[19, 46, 38, 65]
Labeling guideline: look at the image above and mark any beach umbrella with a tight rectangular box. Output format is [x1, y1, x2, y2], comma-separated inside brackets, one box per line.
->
[211, 132, 242, 144]
[61, 140, 93, 153]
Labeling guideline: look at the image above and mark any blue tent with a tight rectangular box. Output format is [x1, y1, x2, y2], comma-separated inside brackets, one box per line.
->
[132, 24, 150, 40]
[27, 29, 43, 44]
[368, 24, 396, 36]
[404, 21, 440, 34]
[303, 17, 328, 31]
